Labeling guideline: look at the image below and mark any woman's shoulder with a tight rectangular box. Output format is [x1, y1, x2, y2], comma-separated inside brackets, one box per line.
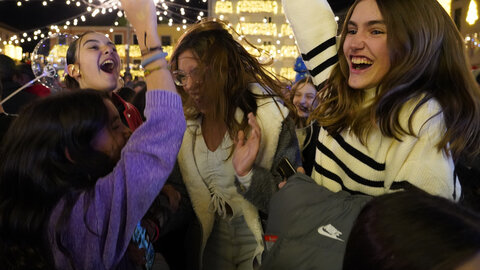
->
[400, 96, 444, 135]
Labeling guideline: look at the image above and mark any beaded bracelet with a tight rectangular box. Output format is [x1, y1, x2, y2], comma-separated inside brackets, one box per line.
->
[141, 46, 163, 56]
[141, 51, 168, 68]
[143, 65, 164, 77]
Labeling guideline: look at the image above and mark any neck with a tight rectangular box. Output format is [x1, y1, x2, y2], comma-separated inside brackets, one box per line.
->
[202, 113, 224, 127]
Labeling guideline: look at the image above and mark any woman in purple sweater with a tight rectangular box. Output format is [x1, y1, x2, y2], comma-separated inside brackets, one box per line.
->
[0, 1, 183, 268]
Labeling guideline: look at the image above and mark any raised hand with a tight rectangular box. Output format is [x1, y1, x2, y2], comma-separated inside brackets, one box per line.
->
[119, 0, 159, 49]
[233, 113, 261, 177]
[119, 0, 176, 93]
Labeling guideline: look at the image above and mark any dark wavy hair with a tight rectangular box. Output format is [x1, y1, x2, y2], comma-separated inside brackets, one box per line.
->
[170, 18, 292, 143]
[344, 189, 480, 270]
[64, 31, 96, 90]
[0, 90, 114, 269]
[311, 0, 480, 161]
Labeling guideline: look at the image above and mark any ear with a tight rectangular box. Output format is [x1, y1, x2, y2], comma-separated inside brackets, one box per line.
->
[67, 64, 81, 79]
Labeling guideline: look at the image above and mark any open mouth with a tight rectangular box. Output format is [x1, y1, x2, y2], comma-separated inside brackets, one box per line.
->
[100, 59, 116, 74]
[351, 56, 373, 70]
[297, 105, 309, 113]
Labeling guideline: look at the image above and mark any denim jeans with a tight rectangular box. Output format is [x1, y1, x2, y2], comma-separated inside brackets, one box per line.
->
[203, 214, 257, 270]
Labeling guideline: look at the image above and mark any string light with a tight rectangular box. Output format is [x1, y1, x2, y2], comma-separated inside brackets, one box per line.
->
[214, 1, 297, 81]
[236, 23, 277, 36]
[237, 1, 278, 14]
[216, 1, 233, 14]
[6, 0, 207, 48]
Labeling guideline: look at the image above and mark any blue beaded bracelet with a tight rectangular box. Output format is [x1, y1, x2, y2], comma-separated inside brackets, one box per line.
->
[141, 51, 168, 68]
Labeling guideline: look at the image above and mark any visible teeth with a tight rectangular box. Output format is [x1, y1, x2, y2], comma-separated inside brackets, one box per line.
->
[351, 57, 373, 65]
[102, 59, 114, 65]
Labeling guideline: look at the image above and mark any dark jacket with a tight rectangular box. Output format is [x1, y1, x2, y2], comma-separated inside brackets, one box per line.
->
[261, 173, 371, 270]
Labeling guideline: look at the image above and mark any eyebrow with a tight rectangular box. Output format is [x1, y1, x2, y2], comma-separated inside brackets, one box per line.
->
[82, 39, 115, 47]
[348, 20, 386, 27]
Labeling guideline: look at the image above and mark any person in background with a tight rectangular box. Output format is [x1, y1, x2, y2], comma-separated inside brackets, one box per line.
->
[123, 71, 134, 89]
[13, 62, 51, 97]
[343, 188, 480, 270]
[169, 18, 300, 269]
[289, 76, 319, 176]
[131, 81, 148, 121]
[0, 54, 37, 114]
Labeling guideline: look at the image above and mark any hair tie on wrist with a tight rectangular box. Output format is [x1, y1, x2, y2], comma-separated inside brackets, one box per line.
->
[143, 65, 164, 76]
[141, 51, 168, 68]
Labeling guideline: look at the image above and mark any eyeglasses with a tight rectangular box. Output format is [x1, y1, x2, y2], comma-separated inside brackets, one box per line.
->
[172, 68, 200, 87]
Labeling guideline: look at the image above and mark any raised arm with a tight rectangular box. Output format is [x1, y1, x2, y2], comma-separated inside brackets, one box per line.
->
[282, 0, 338, 87]
[120, 0, 176, 93]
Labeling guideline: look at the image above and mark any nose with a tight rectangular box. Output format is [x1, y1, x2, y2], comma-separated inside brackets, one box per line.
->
[183, 75, 194, 91]
[349, 32, 366, 50]
[299, 95, 307, 104]
[104, 46, 113, 55]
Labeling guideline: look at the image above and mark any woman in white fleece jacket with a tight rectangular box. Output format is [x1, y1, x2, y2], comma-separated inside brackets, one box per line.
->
[169, 19, 301, 270]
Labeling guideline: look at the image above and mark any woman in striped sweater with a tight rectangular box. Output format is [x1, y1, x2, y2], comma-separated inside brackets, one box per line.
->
[236, 0, 480, 201]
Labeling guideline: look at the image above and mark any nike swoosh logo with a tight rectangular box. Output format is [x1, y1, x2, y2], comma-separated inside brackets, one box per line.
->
[317, 224, 344, 242]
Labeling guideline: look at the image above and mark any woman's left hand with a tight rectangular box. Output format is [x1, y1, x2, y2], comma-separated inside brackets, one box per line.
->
[233, 113, 261, 176]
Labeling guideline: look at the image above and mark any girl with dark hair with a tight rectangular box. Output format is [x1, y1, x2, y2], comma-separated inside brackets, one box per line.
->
[168, 18, 300, 269]
[0, 2, 185, 266]
[344, 189, 480, 270]
[64, 16, 187, 270]
[65, 31, 143, 131]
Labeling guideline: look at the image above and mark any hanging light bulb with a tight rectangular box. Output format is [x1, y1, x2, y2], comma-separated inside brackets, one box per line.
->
[467, 0, 479, 25]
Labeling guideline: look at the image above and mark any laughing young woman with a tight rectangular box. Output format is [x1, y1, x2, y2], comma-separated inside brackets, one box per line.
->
[238, 0, 480, 201]
[300, 0, 480, 199]
[65, 31, 143, 131]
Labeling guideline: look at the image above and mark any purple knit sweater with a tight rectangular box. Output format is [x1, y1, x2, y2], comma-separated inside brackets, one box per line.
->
[47, 90, 186, 269]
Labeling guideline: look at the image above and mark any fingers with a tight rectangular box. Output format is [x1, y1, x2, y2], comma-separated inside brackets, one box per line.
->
[247, 112, 261, 138]
[278, 180, 287, 189]
[297, 166, 305, 174]
[235, 130, 246, 147]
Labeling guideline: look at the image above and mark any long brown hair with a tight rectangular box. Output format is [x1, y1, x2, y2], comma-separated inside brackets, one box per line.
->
[170, 18, 291, 141]
[311, 0, 480, 161]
